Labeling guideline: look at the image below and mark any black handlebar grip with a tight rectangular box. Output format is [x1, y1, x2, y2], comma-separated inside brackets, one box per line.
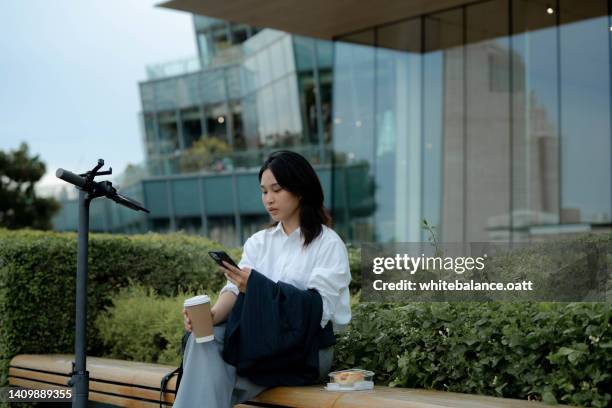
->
[113, 193, 150, 213]
[56, 168, 86, 188]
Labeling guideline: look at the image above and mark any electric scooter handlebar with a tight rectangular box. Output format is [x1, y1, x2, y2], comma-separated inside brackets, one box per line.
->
[55, 167, 150, 213]
[56, 168, 87, 189]
[111, 193, 149, 213]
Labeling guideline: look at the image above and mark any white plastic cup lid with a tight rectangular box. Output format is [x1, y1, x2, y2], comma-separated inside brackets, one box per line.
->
[184, 295, 210, 307]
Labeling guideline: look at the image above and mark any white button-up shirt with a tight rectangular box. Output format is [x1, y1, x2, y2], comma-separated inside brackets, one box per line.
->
[220, 222, 352, 333]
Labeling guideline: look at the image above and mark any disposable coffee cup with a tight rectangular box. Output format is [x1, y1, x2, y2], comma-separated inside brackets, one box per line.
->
[184, 295, 214, 343]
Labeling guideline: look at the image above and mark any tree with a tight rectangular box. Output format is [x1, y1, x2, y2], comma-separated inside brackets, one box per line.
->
[0, 142, 60, 230]
[179, 137, 232, 173]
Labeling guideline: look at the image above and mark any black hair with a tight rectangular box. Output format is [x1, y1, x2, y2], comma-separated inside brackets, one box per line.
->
[259, 150, 331, 247]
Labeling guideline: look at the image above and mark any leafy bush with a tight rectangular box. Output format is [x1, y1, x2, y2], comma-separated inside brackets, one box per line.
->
[95, 284, 362, 367]
[95, 283, 217, 366]
[334, 302, 611, 407]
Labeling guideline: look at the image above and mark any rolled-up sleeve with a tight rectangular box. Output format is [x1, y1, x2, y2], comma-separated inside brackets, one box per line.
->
[219, 234, 260, 297]
[306, 240, 352, 328]
[220, 279, 240, 297]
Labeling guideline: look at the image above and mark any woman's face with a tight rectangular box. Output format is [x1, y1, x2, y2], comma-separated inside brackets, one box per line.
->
[260, 169, 300, 223]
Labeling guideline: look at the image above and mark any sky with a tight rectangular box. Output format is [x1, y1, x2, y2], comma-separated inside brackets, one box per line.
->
[0, 0, 196, 195]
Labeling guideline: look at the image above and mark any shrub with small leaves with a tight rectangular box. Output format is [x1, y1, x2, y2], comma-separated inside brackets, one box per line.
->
[335, 301, 611, 407]
[95, 283, 217, 366]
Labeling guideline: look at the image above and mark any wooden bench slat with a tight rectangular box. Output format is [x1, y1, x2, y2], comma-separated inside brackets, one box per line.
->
[252, 386, 342, 408]
[10, 354, 72, 374]
[8, 376, 174, 407]
[251, 384, 557, 408]
[8, 377, 69, 391]
[8, 372, 176, 405]
[89, 357, 178, 389]
[332, 386, 551, 408]
[88, 390, 165, 408]
[90, 378, 176, 404]
[10, 354, 177, 391]
[9, 367, 70, 388]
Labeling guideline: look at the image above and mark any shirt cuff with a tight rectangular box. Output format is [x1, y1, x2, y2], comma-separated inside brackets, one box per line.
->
[320, 298, 332, 329]
[220, 280, 239, 296]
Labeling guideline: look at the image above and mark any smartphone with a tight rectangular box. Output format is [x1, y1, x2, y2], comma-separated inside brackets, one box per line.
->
[208, 251, 239, 269]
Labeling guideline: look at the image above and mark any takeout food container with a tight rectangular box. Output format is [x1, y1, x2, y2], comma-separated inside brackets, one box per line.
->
[325, 369, 374, 391]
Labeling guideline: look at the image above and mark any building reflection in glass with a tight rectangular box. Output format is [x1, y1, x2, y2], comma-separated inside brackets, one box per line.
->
[333, 0, 611, 243]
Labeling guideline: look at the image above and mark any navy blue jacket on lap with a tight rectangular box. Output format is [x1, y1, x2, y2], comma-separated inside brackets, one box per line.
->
[222, 269, 336, 386]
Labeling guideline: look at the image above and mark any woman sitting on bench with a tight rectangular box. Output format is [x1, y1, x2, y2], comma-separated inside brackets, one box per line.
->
[174, 150, 352, 408]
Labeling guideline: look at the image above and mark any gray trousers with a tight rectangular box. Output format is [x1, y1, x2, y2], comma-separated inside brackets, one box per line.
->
[172, 323, 334, 408]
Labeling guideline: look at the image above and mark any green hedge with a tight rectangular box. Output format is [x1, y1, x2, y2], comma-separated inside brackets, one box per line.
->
[94, 284, 214, 366]
[335, 302, 611, 407]
[92, 282, 357, 367]
[0, 229, 235, 387]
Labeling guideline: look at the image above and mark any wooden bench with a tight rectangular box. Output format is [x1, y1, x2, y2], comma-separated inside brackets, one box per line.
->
[9, 354, 562, 407]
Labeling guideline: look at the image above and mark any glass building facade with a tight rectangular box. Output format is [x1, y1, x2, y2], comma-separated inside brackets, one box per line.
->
[54, 0, 612, 247]
[331, 0, 612, 243]
[140, 22, 333, 176]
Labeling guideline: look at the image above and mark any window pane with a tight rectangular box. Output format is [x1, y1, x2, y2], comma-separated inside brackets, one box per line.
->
[181, 108, 202, 149]
[426, 8, 465, 242]
[466, 0, 511, 242]
[158, 111, 179, 155]
[270, 41, 286, 80]
[511, 0, 560, 241]
[242, 94, 259, 149]
[559, 0, 611, 223]
[374, 19, 422, 242]
[332, 33, 376, 241]
[256, 48, 272, 86]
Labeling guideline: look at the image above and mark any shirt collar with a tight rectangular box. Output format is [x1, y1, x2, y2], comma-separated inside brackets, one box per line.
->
[272, 221, 301, 238]
[272, 222, 284, 234]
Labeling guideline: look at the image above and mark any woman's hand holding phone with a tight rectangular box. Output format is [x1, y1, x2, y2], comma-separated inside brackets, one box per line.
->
[220, 261, 251, 293]
[208, 251, 251, 293]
